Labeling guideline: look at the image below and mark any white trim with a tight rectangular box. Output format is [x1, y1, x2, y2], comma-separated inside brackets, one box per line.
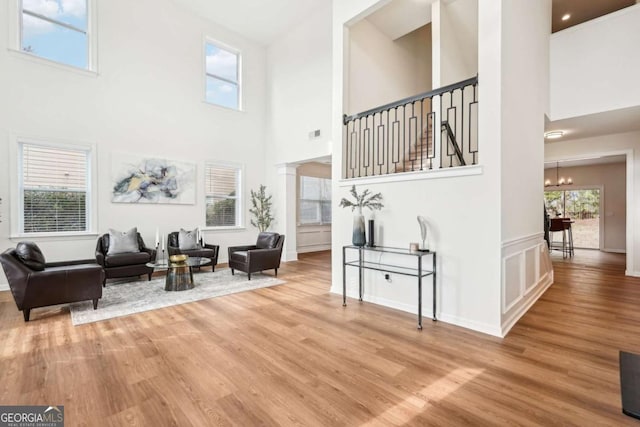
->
[297, 244, 331, 253]
[502, 252, 524, 313]
[10, 134, 98, 237]
[0, 284, 8, 292]
[501, 232, 544, 248]
[501, 271, 553, 336]
[201, 226, 246, 232]
[330, 288, 502, 337]
[203, 36, 243, 111]
[603, 248, 626, 254]
[204, 160, 245, 229]
[338, 165, 483, 187]
[9, 0, 98, 73]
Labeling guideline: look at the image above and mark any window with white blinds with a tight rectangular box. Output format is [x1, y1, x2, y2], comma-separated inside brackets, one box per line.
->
[205, 163, 242, 227]
[299, 176, 332, 225]
[20, 143, 91, 233]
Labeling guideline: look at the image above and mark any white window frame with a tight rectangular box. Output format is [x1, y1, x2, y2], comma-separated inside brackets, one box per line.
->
[203, 37, 242, 111]
[203, 161, 244, 230]
[299, 176, 332, 225]
[9, 135, 98, 238]
[8, 0, 99, 75]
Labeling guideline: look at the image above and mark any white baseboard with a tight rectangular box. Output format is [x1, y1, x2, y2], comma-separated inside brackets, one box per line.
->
[283, 251, 298, 262]
[0, 283, 8, 291]
[602, 248, 626, 254]
[626, 270, 640, 277]
[500, 271, 553, 336]
[297, 244, 331, 254]
[329, 287, 502, 337]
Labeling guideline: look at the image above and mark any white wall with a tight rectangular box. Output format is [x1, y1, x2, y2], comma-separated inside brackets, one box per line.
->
[499, 0, 552, 334]
[544, 162, 627, 252]
[0, 0, 268, 286]
[264, 2, 333, 262]
[333, 0, 503, 336]
[348, 19, 431, 114]
[296, 162, 332, 253]
[433, 0, 478, 87]
[545, 131, 639, 275]
[550, 4, 640, 120]
[266, 2, 333, 166]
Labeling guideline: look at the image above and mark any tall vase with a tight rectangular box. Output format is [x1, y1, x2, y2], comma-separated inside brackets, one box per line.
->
[352, 208, 366, 246]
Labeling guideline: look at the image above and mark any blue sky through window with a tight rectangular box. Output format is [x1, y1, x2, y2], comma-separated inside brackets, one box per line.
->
[205, 43, 239, 109]
[22, 0, 88, 69]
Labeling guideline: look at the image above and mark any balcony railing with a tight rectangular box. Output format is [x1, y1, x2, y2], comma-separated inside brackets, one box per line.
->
[343, 76, 478, 179]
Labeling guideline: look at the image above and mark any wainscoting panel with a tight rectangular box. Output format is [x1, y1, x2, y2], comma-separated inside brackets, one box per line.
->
[501, 233, 553, 336]
[297, 225, 331, 253]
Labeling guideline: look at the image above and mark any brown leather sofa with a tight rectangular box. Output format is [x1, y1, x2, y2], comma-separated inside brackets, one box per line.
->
[0, 242, 104, 321]
[95, 232, 156, 285]
[167, 232, 219, 271]
[228, 232, 285, 280]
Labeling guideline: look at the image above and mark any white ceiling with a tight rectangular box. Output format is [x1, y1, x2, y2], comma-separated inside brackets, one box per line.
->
[544, 155, 626, 169]
[366, 0, 435, 40]
[545, 105, 640, 142]
[173, 0, 325, 46]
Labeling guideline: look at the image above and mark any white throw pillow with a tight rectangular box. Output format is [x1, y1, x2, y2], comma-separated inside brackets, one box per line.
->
[107, 227, 141, 255]
[178, 228, 199, 250]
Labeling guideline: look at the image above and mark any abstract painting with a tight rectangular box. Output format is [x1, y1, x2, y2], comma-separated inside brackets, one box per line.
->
[111, 154, 196, 204]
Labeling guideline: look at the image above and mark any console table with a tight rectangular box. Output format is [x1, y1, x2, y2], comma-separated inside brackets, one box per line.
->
[342, 245, 437, 329]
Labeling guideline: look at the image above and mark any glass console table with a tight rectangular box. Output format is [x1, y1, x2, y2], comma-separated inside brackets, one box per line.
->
[342, 245, 437, 330]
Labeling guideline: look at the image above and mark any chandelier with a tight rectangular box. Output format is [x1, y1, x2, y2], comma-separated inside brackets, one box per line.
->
[544, 162, 572, 187]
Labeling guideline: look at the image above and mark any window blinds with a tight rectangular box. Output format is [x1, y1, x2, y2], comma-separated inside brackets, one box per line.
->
[21, 144, 88, 233]
[205, 164, 239, 227]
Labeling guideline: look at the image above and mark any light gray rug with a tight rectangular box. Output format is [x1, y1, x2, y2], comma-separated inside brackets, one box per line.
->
[70, 269, 285, 325]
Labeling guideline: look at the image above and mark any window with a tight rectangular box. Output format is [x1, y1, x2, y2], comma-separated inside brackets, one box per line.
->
[205, 41, 240, 109]
[19, 0, 91, 69]
[299, 176, 332, 224]
[205, 163, 242, 227]
[19, 142, 91, 233]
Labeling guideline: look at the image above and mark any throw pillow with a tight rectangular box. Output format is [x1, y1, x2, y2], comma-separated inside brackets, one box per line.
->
[178, 228, 199, 250]
[107, 227, 140, 255]
[15, 241, 46, 271]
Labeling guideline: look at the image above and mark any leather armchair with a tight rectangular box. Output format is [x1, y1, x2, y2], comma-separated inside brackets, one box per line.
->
[95, 232, 156, 285]
[0, 243, 104, 321]
[167, 232, 219, 272]
[228, 232, 285, 280]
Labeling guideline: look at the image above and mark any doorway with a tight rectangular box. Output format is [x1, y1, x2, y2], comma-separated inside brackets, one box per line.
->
[545, 188, 601, 249]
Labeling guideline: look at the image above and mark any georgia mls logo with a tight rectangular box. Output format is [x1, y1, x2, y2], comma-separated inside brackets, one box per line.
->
[0, 405, 64, 427]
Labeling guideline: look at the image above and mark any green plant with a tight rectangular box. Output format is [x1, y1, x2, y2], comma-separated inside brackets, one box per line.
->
[249, 185, 274, 232]
[339, 185, 384, 212]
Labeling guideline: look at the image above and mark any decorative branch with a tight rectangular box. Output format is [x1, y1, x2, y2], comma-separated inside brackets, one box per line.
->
[339, 185, 384, 212]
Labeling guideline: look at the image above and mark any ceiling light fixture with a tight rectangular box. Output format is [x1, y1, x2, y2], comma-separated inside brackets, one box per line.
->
[545, 131, 564, 139]
[545, 161, 573, 187]
[562, 13, 571, 21]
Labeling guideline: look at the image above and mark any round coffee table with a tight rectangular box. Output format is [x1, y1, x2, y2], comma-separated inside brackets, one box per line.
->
[146, 257, 212, 291]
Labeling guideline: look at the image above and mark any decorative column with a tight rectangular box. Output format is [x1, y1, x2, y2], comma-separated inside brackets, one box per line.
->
[276, 164, 299, 262]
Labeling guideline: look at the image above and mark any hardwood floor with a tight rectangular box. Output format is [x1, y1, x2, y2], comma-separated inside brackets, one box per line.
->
[0, 250, 638, 426]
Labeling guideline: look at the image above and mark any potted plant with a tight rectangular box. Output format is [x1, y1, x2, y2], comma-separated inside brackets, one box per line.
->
[339, 185, 383, 246]
[249, 185, 274, 232]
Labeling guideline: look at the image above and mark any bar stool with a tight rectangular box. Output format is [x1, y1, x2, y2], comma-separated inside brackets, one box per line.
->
[549, 218, 571, 258]
[562, 219, 575, 257]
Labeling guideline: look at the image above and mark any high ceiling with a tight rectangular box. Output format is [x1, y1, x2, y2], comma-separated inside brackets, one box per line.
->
[552, 0, 636, 32]
[173, 0, 325, 46]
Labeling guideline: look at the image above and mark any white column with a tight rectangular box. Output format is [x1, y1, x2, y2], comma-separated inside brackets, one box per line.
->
[276, 164, 299, 262]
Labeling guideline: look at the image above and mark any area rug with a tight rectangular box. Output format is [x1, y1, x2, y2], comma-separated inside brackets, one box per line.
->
[70, 269, 285, 325]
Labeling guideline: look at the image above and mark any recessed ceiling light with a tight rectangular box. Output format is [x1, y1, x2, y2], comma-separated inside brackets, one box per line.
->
[562, 13, 571, 21]
[545, 131, 564, 139]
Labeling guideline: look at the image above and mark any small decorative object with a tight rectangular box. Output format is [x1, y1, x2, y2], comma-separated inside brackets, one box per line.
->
[169, 254, 188, 264]
[409, 243, 419, 252]
[249, 185, 274, 232]
[339, 185, 384, 247]
[367, 219, 375, 247]
[417, 216, 430, 252]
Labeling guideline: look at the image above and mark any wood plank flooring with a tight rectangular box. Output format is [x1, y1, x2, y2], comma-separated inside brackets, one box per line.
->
[0, 250, 639, 426]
